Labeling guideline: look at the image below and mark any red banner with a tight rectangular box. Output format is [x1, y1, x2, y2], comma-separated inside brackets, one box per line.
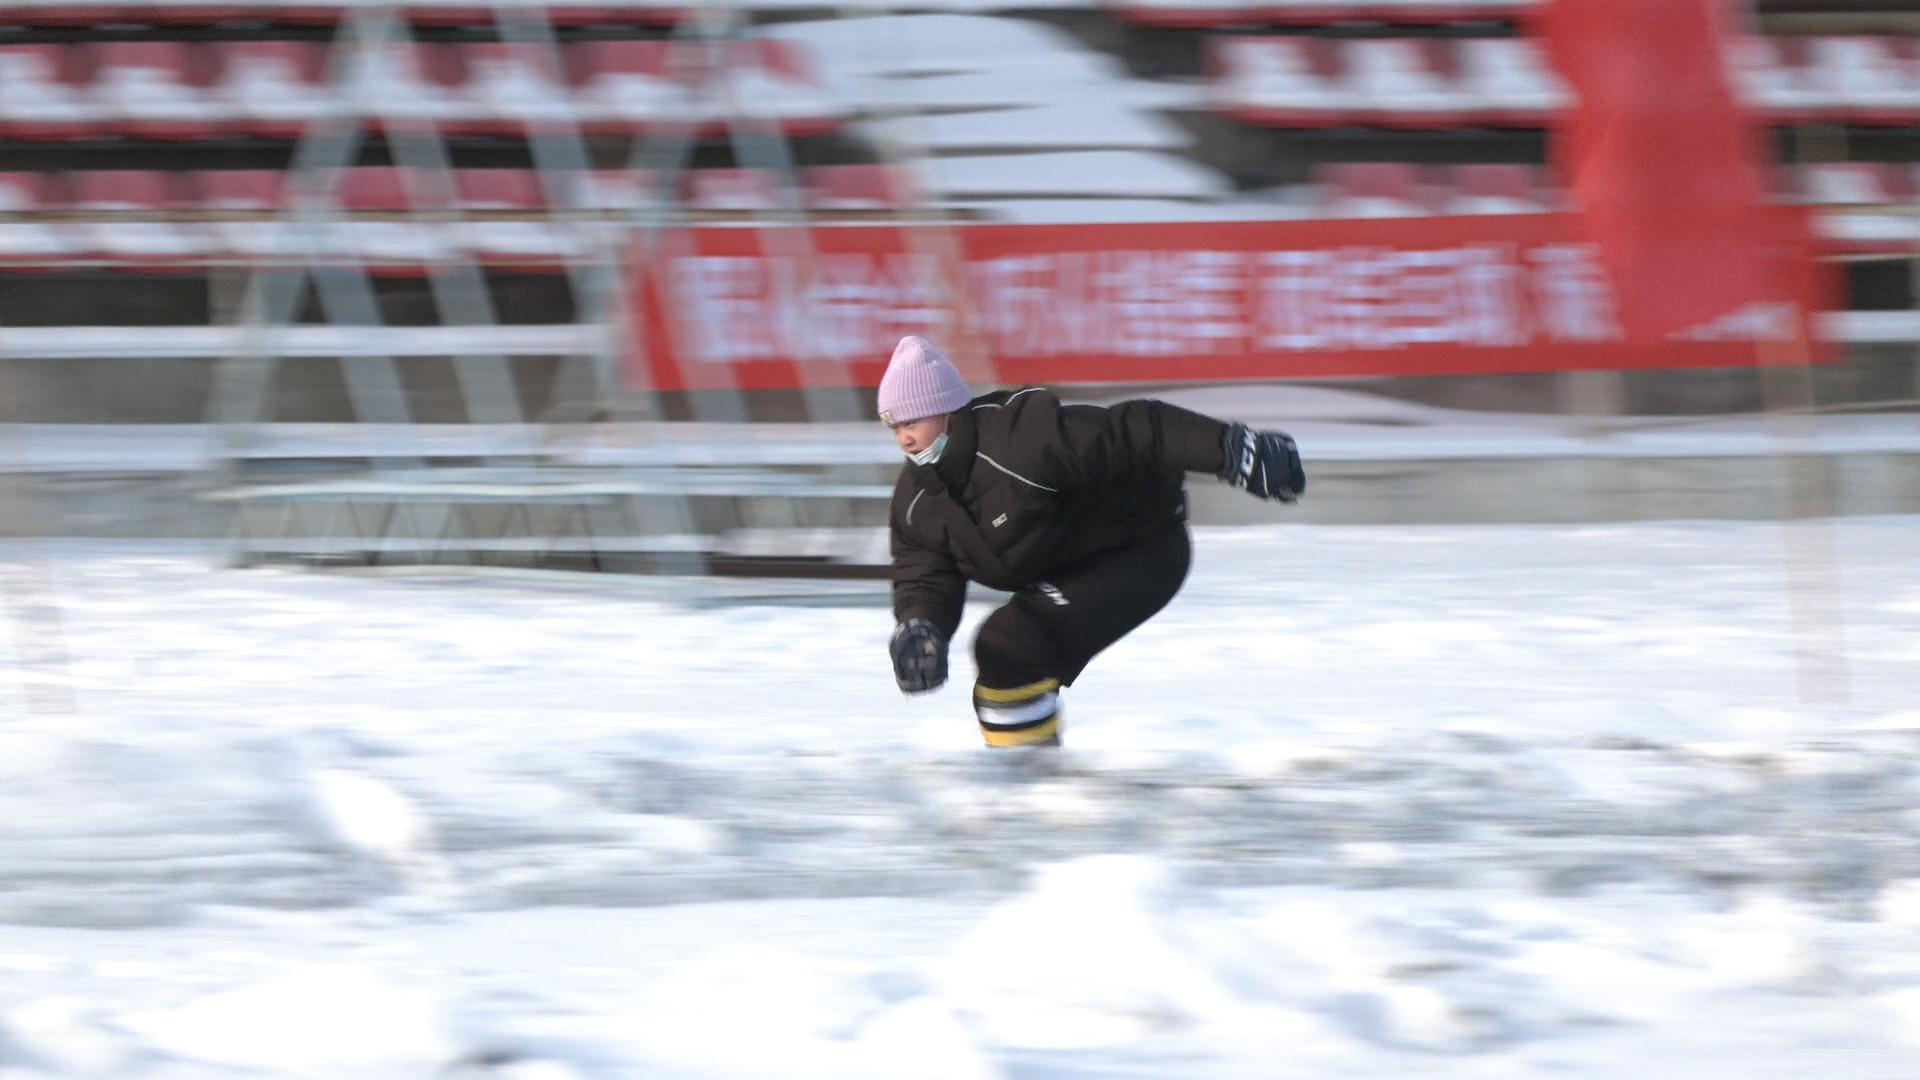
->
[627, 210, 1824, 391]
[626, 0, 1834, 391]
[1542, 0, 1832, 362]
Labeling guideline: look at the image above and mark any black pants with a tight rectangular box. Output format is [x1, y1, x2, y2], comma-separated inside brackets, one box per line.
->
[973, 525, 1192, 691]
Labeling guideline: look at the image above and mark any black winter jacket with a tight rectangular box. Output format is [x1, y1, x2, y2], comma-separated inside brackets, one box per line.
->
[889, 388, 1229, 637]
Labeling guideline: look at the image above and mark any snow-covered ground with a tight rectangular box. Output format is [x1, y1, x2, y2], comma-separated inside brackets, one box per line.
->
[3, 518, 1920, 1078]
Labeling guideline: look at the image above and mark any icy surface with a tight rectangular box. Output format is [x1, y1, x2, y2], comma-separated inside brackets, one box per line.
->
[2, 520, 1920, 1077]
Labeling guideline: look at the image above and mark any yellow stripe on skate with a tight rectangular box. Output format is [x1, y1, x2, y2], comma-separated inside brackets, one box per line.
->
[980, 715, 1061, 747]
[973, 678, 1060, 704]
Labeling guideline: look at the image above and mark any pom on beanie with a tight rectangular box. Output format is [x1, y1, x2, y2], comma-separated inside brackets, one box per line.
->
[877, 337, 972, 424]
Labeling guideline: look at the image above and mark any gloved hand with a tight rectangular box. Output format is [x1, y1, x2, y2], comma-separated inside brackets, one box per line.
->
[889, 618, 949, 693]
[1218, 422, 1306, 503]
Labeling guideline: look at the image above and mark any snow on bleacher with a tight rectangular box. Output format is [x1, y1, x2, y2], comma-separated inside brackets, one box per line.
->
[864, 103, 1191, 153]
[764, 14, 1220, 216]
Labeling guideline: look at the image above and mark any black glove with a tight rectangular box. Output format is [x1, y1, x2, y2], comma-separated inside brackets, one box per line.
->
[889, 618, 948, 694]
[1218, 422, 1305, 503]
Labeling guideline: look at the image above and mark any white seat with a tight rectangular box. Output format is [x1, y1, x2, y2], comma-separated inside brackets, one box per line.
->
[928, 150, 1230, 199]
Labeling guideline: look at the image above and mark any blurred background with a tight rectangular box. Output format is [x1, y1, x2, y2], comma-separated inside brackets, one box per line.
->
[1, 1, 1920, 1078]
[0, 0, 1913, 561]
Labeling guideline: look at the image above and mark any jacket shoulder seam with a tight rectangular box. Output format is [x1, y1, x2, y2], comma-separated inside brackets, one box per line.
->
[976, 452, 1059, 493]
[972, 387, 1048, 411]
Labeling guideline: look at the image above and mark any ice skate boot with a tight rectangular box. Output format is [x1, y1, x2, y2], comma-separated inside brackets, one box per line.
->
[973, 679, 1062, 747]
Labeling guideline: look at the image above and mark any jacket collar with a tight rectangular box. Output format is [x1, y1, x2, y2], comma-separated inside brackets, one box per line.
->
[909, 405, 978, 492]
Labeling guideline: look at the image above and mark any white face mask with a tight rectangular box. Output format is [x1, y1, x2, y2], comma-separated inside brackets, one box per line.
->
[908, 432, 948, 467]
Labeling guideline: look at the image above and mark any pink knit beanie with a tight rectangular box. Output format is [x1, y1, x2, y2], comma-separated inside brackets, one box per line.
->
[876, 336, 971, 424]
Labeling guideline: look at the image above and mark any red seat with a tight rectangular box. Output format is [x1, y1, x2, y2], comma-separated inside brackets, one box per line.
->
[0, 172, 54, 212]
[310, 166, 451, 272]
[715, 40, 846, 136]
[403, 5, 495, 27]
[338, 42, 469, 131]
[458, 42, 580, 136]
[331, 166, 432, 211]
[16, 6, 131, 25]
[1315, 162, 1435, 218]
[274, 6, 351, 25]
[1799, 163, 1918, 255]
[1342, 39, 1468, 128]
[1796, 162, 1905, 205]
[1803, 36, 1920, 127]
[1443, 164, 1550, 215]
[210, 41, 334, 139]
[125, 6, 253, 24]
[1454, 38, 1568, 127]
[572, 40, 685, 135]
[1206, 36, 1350, 128]
[0, 45, 101, 141]
[66, 170, 207, 266]
[802, 165, 913, 211]
[565, 169, 667, 212]
[1725, 36, 1817, 127]
[0, 173, 79, 268]
[548, 2, 680, 27]
[196, 169, 288, 210]
[90, 41, 223, 141]
[193, 170, 304, 262]
[1109, 1, 1536, 27]
[453, 169, 547, 209]
[66, 170, 185, 209]
[683, 169, 787, 212]
[453, 169, 585, 265]
[1379, 0, 1532, 22]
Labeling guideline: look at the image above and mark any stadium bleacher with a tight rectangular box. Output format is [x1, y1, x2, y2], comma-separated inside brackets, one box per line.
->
[6, 3, 1920, 245]
[0, 0, 1915, 411]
